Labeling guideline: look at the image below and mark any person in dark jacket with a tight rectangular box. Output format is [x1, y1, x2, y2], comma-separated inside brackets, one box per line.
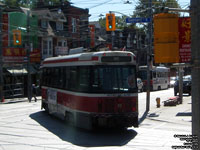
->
[32, 84, 37, 102]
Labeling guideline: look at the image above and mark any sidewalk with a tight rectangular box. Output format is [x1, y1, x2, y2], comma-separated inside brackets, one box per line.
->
[130, 96, 192, 150]
[0, 96, 41, 104]
[145, 96, 191, 124]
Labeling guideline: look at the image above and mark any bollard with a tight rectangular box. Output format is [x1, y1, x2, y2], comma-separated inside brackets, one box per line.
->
[156, 97, 160, 108]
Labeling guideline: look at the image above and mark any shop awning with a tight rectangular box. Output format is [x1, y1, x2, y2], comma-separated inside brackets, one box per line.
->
[6, 65, 38, 75]
[24, 65, 38, 74]
[7, 68, 27, 75]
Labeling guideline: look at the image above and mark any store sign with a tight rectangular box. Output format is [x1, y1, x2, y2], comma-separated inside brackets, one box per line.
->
[55, 46, 68, 55]
[3, 48, 40, 63]
[2, 14, 9, 47]
[179, 17, 191, 63]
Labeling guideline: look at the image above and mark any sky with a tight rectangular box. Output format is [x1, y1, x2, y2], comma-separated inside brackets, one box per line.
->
[70, 0, 190, 21]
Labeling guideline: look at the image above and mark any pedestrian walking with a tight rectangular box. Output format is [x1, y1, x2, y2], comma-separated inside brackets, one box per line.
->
[32, 84, 37, 102]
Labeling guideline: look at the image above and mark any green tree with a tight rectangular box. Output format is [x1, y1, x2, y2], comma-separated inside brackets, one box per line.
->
[133, 0, 180, 32]
[134, 0, 180, 18]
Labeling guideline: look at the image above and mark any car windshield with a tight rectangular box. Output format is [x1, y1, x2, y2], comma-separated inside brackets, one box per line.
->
[170, 77, 177, 81]
[183, 75, 192, 81]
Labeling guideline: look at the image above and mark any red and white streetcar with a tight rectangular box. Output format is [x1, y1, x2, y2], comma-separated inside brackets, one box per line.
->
[41, 51, 138, 129]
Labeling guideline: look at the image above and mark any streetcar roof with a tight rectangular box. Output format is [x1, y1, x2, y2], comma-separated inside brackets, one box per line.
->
[42, 51, 136, 66]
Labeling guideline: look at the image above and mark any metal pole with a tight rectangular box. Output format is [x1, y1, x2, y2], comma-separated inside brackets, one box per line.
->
[27, 9, 32, 102]
[111, 31, 115, 50]
[0, 6, 3, 102]
[191, 0, 200, 148]
[146, 0, 152, 112]
[178, 67, 183, 103]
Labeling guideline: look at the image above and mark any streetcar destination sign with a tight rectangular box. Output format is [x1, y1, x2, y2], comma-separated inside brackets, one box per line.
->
[126, 17, 151, 23]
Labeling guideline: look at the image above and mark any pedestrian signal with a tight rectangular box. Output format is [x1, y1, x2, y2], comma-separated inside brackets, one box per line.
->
[106, 13, 116, 31]
[13, 30, 22, 45]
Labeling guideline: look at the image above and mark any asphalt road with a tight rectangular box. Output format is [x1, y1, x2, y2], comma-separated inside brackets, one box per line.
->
[0, 88, 192, 150]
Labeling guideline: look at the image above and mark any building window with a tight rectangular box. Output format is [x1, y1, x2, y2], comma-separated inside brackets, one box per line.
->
[43, 40, 48, 55]
[57, 39, 67, 47]
[41, 20, 48, 28]
[56, 22, 63, 30]
[49, 41, 52, 55]
[42, 38, 53, 59]
[72, 18, 77, 33]
[58, 41, 62, 46]
[64, 41, 67, 47]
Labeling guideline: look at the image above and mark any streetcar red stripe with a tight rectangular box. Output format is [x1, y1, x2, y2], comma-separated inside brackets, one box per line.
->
[56, 91, 137, 113]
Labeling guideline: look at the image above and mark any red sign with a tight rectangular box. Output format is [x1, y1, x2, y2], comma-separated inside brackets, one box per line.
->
[179, 17, 191, 63]
[3, 48, 40, 63]
[89, 25, 95, 48]
[2, 14, 9, 47]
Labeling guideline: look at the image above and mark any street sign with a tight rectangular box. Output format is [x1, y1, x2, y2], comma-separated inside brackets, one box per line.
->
[126, 17, 151, 23]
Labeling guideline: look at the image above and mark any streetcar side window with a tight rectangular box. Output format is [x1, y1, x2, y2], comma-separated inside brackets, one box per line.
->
[42, 68, 47, 86]
[69, 67, 78, 91]
[65, 67, 70, 90]
[47, 68, 51, 86]
[91, 67, 102, 91]
[78, 66, 90, 92]
[52, 68, 60, 88]
[60, 67, 65, 89]
[153, 71, 156, 78]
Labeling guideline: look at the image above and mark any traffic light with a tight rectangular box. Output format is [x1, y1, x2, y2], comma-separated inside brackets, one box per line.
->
[106, 13, 116, 31]
[13, 30, 22, 45]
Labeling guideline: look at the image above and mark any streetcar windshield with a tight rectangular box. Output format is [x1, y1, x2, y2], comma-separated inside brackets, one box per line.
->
[91, 65, 137, 93]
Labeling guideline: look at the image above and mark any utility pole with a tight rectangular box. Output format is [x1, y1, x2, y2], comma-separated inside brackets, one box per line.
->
[27, 6, 32, 102]
[191, 0, 200, 148]
[0, 6, 3, 102]
[146, 0, 152, 112]
[178, 67, 183, 104]
[111, 31, 115, 50]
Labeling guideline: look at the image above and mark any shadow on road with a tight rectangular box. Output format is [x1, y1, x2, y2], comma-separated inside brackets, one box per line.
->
[139, 111, 148, 125]
[30, 111, 137, 147]
[176, 112, 192, 116]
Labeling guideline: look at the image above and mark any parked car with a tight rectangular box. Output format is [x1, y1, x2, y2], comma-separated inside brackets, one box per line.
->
[174, 77, 191, 96]
[137, 78, 143, 92]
